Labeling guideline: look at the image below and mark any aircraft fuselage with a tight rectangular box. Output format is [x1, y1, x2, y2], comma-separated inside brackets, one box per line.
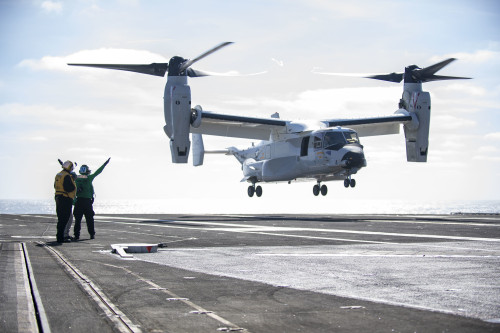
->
[237, 127, 366, 184]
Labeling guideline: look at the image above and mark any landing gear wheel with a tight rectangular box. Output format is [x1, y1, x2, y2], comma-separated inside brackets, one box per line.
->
[255, 185, 263, 197]
[350, 179, 356, 188]
[313, 184, 320, 196]
[247, 185, 255, 197]
[320, 184, 328, 196]
[344, 179, 350, 188]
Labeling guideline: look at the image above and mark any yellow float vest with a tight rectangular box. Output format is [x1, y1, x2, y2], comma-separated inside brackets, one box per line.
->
[54, 170, 77, 199]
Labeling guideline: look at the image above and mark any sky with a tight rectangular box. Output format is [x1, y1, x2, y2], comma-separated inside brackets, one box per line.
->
[1, 0, 499, 213]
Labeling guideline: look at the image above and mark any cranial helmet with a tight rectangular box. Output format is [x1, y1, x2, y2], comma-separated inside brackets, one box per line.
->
[62, 160, 74, 172]
[79, 164, 91, 175]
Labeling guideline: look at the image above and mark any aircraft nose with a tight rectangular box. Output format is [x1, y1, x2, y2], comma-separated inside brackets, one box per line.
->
[341, 151, 366, 169]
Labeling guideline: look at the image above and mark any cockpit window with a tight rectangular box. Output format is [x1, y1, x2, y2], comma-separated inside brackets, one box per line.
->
[323, 132, 346, 150]
[343, 131, 360, 144]
[323, 130, 360, 150]
[313, 136, 322, 148]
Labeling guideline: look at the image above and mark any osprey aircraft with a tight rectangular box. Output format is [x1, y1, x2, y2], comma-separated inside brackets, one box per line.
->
[69, 42, 470, 197]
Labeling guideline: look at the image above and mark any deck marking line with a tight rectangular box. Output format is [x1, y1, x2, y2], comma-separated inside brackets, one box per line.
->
[37, 242, 142, 333]
[99, 262, 249, 332]
[15, 243, 38, 332]
[22, 243, 52, 333]
[95, 219, 500, 243]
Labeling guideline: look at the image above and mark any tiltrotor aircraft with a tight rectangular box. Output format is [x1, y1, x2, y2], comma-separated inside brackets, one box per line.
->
[69, 42, 470, 197]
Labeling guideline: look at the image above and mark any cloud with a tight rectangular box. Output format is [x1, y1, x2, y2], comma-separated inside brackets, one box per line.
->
[472, 155, 500, 162]
[41, 1, 63, 14]
[68, 147, 104, 153]
[26, 136, 49, 142]
[304, 0, 391, 18]
[477, 146, 499, 154]
[19, 48, 168, 72]
[431, 50, 500, 65]
[434, 83, 486, 97]
[433, 115, 476, 130]
[485, 132, 500, 140]
[220, 86, 401, 120]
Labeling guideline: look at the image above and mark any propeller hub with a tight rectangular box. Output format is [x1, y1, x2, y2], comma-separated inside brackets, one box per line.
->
[167, 56, 188, 76]
[405, 65, 422, 83]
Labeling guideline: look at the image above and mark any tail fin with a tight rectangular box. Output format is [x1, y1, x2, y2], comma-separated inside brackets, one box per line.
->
[191, 133, 233, 166]
[192, 133, 204, 166]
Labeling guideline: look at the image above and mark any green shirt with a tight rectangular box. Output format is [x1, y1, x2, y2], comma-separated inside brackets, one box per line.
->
[75, 160, 109, 199]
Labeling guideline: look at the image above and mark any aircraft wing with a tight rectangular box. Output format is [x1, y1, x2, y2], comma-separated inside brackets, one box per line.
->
[191, 111, 288, 140]
[325, 114, 412, 137]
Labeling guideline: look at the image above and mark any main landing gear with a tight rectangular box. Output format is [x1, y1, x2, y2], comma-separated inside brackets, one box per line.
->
[344, 176, 356, 188]
[248, 184, 263, 197]
[313, 177, 356, 196]
[313, 182, 328, 196]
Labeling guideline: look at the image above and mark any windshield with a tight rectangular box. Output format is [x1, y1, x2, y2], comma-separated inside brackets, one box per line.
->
[343, 131, 360, 144]
[323, 132, 346, 150]
[323, 130, 360, 150]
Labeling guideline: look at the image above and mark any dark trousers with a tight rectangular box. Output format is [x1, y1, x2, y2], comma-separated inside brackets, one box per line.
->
[73, 198, 95, 238]
[55, 196, 73, 243]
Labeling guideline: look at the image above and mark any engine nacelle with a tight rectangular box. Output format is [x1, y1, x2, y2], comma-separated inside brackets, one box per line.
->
[402, 91, 431, 162]
[163, 79, 191, 163]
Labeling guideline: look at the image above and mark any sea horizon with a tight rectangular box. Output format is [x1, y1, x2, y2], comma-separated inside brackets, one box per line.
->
[1, 198, 499, 215]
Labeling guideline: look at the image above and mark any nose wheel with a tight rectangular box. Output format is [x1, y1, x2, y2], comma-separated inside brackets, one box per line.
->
[248, 184, 263, 197]
[313, 182, 328, 196]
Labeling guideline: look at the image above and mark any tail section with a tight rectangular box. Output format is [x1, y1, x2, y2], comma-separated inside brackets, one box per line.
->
[192, 133, 204, 166]
[191, 133, 235, 166]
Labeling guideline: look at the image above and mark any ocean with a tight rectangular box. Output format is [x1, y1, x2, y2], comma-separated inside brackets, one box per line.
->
[1, 199, 499, 215]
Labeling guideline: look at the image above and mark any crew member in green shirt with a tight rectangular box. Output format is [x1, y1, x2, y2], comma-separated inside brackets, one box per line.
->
[73, 158, 110, 240]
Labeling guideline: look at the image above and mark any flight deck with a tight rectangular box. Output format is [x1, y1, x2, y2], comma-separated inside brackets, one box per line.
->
[1, 213, 499, 332]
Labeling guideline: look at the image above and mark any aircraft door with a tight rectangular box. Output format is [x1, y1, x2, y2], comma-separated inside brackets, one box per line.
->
[300, 136, 310, 157]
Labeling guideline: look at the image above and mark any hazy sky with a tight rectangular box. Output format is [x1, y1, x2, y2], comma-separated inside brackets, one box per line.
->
[1, 0, 499, 213]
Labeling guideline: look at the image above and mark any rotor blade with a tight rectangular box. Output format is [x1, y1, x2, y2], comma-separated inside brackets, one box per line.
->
[186, 68, 210, 77]
[414, 58, 471, 82]
[187, 68, 267, 77]
[418, 74, 472, 82]
[179, 42, 233, 72]
[366, 72, 404, 83]
[68, 63, 169, 77]
[313, 70, 403, 83]
[419, 58, 456, 76]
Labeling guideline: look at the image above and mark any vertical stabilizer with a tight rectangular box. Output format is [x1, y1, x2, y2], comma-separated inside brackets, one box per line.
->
[192, 133, 204, 166]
